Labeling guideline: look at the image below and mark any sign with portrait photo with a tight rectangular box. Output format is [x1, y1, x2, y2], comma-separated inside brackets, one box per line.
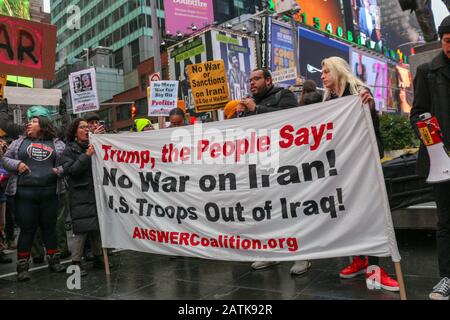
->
[69, 68, 100, 114]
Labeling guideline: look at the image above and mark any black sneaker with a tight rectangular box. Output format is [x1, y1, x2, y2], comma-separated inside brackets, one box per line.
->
[429, 277, 450, 300]
[17, 259, 31, 282]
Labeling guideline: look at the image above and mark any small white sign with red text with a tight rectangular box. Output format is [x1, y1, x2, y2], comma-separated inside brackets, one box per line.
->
[148, 80, 178, 116]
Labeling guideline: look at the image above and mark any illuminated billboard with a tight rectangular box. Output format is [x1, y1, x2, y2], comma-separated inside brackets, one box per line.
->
[168, 28, 256, 116]
[1, 0, 33, 87]
[261, 18, 296, 87]
[346, 0, 382, 44]
[0, 0, 31, 19]
[293, 0, 345, 34]
[298, 27, 350, 91]
[395, 65, 413, 114]
[164, 0, 214, 36]
[351, 50, 388, 112]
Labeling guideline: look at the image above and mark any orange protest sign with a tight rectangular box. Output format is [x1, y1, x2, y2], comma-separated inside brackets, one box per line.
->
[188, 60, 229, 113]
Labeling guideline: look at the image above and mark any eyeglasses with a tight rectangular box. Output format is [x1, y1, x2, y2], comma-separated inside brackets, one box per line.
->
[78, 125, 89, 130]
[248, 76, 263, 83]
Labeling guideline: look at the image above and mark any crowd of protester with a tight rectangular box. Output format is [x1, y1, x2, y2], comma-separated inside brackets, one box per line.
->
[0, 64, 402, 289]
[0, 15, 448, 299]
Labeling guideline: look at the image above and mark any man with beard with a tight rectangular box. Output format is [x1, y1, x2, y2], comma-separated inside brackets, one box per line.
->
[227, 51, 249, 100]
[236, 68, 309, 275]
[237, 68, 298, 116]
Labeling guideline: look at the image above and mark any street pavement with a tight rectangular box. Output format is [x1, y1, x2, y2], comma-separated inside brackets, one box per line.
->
[0, 229, 440, 300]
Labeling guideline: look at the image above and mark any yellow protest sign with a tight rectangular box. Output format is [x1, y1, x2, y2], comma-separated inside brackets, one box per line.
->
[188, 60, 230, 113]
[0, 73, 7, 100]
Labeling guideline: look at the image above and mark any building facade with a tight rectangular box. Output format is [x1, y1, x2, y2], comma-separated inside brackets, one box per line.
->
[213, 0, 255, 24]
[47, 0, 260, 130]
[51, 0, 165, 76]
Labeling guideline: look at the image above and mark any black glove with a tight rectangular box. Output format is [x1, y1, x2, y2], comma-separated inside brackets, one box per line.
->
[58, 98, 67, 116]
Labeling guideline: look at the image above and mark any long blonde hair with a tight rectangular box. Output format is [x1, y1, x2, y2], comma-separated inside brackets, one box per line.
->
[321, 56, 366, 101]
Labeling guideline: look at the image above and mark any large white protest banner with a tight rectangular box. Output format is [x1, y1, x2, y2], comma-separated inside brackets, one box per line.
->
[69, 68, 100, 114]
[91, 96, 400, 262]
[148, 80, 179, 116]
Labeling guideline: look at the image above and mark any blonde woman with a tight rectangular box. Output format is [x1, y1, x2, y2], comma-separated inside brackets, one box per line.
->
[321, 56, 399, 292]
[321, 56, 384, 158]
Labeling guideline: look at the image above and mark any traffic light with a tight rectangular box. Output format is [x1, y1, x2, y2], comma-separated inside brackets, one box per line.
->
[131, 103, 137, 119]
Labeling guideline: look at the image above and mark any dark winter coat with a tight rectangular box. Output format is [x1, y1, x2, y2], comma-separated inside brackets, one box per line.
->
[410, 51, 450, 177]
[242, 85, 298, 116]
[61, 141, 99, 234]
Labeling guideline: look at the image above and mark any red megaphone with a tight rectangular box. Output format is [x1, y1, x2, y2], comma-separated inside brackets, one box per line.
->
[416, 113, 450, 183]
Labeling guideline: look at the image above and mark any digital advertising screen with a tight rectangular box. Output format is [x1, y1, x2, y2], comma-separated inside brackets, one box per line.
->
[344, 0, 383, 46]
[351, 50, 388, 112]
[1, 0, 33, 87]
[270, 20, 296, 87]
[386, 64, 400, 113]
[163, 0, 214, 36]
[0, 0, 31, 19]
[298, 27, 350, 91]
[293, 0, 345, 34]
[395, 64, 413, 114]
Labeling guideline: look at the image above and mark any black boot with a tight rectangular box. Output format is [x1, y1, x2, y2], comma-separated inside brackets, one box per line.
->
[47, 253, 66, 273]
[17, 259, 31, 282]
[92, 255, 113, 269]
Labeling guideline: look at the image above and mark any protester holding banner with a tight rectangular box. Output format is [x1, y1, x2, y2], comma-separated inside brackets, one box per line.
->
[236, 68, 311, 275]
[2, 115, 67, 281]
[237, 68, 298, 117]
[410, 15, 450, 300]
[61, 118, 106, 276]
[168, 108, 187, 128]
[321, 56, 399, 291]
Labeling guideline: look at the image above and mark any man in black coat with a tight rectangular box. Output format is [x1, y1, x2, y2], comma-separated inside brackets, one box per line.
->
[237, 68, 298, 116]
[410, 15, 450, 300]
[236, 69, 311, 276]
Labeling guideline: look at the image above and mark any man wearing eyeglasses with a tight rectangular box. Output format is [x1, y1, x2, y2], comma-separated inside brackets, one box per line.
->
[236, 68, 298, 117]
[235, 69, 309, 275]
